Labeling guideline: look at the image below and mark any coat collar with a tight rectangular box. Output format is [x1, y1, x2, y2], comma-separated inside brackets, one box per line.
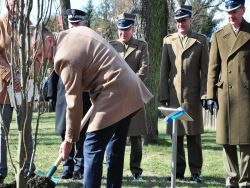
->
[118, 37, 138, 59]
[229, 20, 250, 57]
[171, 31, 197, 51]
[222, 23, 237, 54]
[184, 32, 197, 50]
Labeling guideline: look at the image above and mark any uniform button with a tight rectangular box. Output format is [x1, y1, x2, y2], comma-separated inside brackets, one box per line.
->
[181, 70, 184, 74]
[228, 70, 232, 74]
[229, 85, 232, 88]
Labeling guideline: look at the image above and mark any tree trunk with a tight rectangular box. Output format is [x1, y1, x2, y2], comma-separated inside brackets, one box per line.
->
[60, 0, 71, 30]
[16, 131, 25, 188]
[141, 0, 168, 144]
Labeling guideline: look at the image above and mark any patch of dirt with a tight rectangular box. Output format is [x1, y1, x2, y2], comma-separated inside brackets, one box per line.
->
[26, 176, 55, 188]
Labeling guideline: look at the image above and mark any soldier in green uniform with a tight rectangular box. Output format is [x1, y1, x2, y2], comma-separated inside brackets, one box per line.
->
[110, 13, 149, 180]
[159, 5, 209, 183]
[206, 0, 250, 187]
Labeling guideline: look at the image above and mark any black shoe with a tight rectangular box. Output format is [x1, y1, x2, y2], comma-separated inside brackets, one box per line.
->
[132, 173, 142, 180]
[0, 177, 4, 184]
[72, 171, 83, 180]
[190, 174, 202, 183]
[167, 173, 184, 181]
[61, 171, 73, 179]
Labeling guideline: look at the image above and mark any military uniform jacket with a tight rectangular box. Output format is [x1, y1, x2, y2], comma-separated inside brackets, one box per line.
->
[160, 31, 209, 136]
[207, 20, 250, 145]
[54, 26, 153, 143]
[110, 37, 149, 136]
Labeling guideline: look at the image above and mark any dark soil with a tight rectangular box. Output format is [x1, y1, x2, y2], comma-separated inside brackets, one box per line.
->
[0, 177, 55, 188]
[26, 176, 55, 188]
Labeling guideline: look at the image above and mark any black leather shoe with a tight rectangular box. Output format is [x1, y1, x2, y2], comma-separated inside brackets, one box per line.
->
[167, 173, 184, 181]
[191, 174, 202, 183]
[61, 171, 73, 179]
[0, 177, 4, 184]
[73, 171, 83, 180]
[132, 173, 142, 180]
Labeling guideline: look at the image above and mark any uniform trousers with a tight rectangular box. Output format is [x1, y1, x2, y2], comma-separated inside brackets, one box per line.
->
[176, 135, 203, 176]
[223, 144, 250, 187]
[84, 115, 131, 188]
[61, 127, 87, 174]
[130, 135, 142, 175]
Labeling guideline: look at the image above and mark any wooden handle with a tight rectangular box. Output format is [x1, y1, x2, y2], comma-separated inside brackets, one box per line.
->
[54, 155, 63, 167]
[80, 105, 94, 131]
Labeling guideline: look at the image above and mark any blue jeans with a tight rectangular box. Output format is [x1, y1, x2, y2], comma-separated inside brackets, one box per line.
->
[0, 104, 35, 178]
[0, 104, 13, 178]
[84, 115, 131, 188]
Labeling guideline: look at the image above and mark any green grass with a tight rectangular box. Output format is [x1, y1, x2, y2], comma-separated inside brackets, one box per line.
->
[5, 113, 225, 187]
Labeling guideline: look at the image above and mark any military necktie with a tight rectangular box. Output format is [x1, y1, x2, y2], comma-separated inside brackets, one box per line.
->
[180, 35, 188, 48]
[234, 29, 239, 36]
[123, 43, 128, 57]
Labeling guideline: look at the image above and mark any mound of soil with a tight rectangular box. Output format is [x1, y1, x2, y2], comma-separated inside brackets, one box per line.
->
[26, 176, 55, 188]
[0, 175, 55, 188]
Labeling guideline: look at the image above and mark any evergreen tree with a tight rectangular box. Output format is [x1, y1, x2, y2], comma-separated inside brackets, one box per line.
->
[92, 0, 116, 40]
[83, 0, 94, 27]
[189, 0, 222, 39]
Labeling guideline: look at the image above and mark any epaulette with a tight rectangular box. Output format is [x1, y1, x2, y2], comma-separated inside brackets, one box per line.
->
[198, 33, 207, 38]
[164, 34, 172, 38]
[109, 40, 121, 45]
[137, 39, 147, 45]
[214, 27, 223, 33]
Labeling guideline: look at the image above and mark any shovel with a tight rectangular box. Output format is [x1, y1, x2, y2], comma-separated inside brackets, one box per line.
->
[46, 105, 94, 180]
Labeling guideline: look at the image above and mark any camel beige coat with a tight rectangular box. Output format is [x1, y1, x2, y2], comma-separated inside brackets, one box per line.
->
[207, 20, 250, 145]
[110, 37, 149, 136]
[0, 16, 13, 104]
[160, 31, 209, 136]
[54, 26, 153, 143]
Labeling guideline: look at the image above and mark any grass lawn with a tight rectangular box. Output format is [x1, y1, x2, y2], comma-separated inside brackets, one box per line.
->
[5, 113, 225, 187]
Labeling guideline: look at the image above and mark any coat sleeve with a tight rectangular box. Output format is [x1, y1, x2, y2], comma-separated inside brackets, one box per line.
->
[136, 42, 149, 82]
[199, 35, 209, 99]
[159, 37, 171, 102]
[0, 18, 11, 82]
[207, 33, 221, 99]
[57, 61, 83, 143]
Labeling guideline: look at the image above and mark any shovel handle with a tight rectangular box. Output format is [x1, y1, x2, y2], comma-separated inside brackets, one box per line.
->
[80, 105, 94, 130]
[46, 155, 63, 178]
[54, 155, 63, 167]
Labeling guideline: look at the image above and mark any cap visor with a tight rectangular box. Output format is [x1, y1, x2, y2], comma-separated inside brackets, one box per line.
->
[225, 4, 242, 12]
[117, 24, 133, 29]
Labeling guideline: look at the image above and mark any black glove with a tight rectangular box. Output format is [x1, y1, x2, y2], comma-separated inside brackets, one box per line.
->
[201, 99, 207, 110]
[207, 99, 218, 115]
[160, 100, 169, 107]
